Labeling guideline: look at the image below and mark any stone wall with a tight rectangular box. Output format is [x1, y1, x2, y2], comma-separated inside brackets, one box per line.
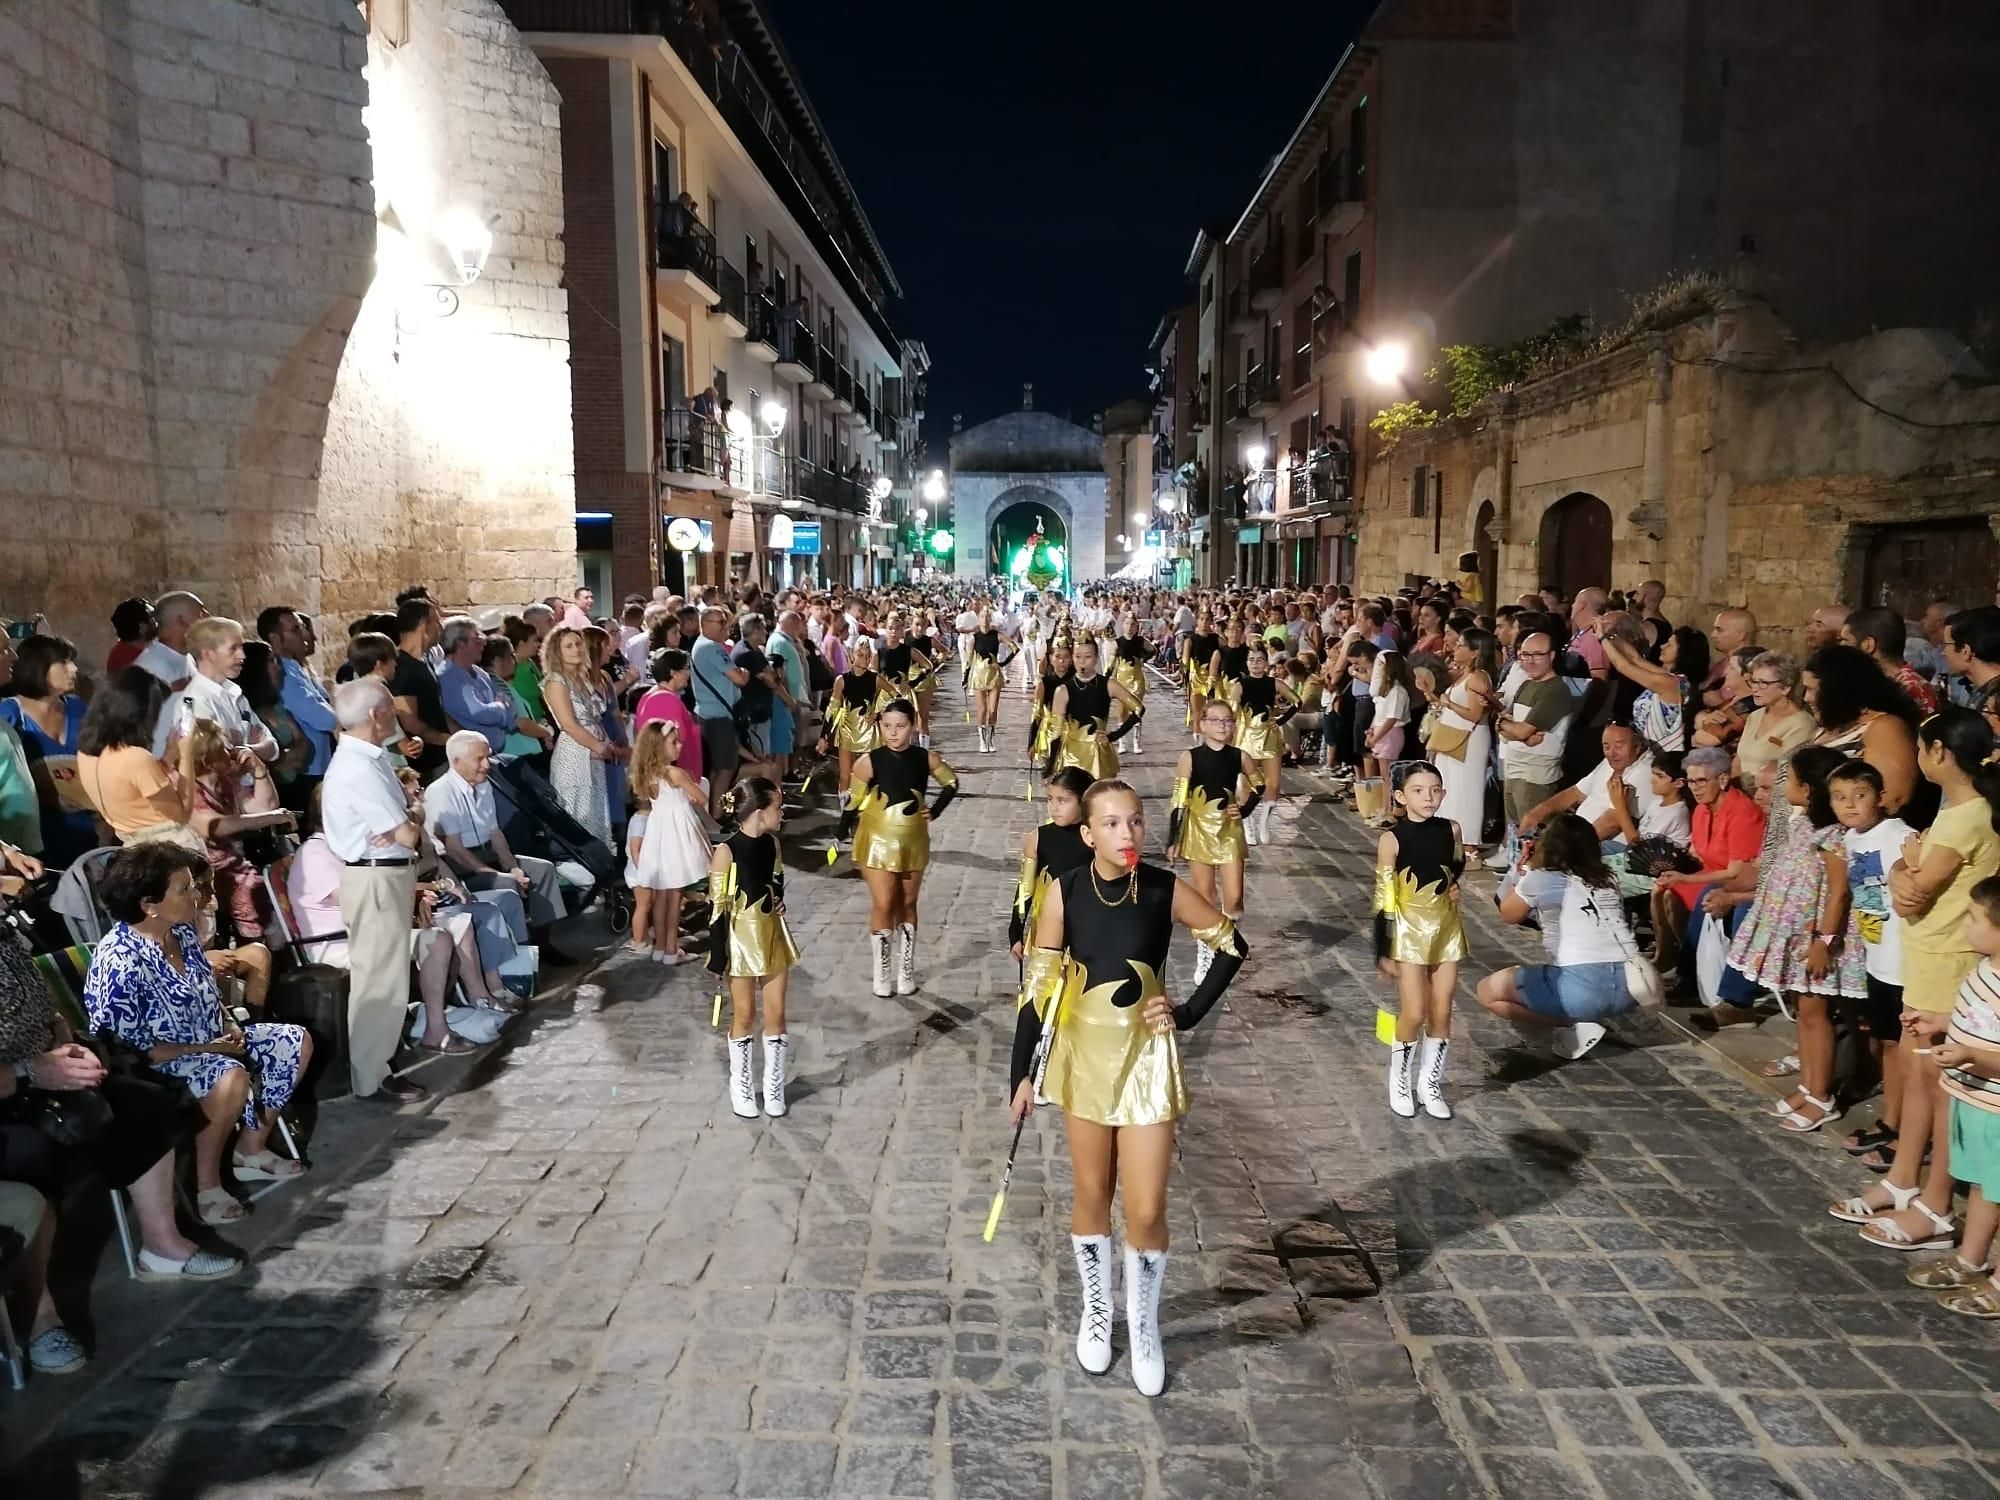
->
[0, 0, 373, 650]
[0, 0, 573, 657]
[316, 0, 575, 622]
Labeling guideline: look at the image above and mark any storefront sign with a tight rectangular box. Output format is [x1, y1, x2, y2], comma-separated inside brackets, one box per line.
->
[789, 520, 821, 555]
[666, 516, 703, 552]
[1237, 526, 1262, 544]
[1143, 529, 1163, 549]
[767, 513, 795, 550]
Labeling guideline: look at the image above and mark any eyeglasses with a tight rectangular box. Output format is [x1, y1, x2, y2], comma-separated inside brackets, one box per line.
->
[1516, 649, 1551, 660]
[1750, 677, 1784, 688]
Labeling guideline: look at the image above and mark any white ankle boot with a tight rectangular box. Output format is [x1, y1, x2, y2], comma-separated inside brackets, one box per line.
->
[727, 1035, 759, 1119]
[1071, 1234, 1114, 1374]
[762, 1033, 788, 1117]
[1125, 1245, 1167, 1396]
[870, 931, 892, 998]
[894, 922, 918, 995]
[1388, 1040, 1417, 1118]
[1416, 1036, 1452, 1119]
[1192, 937, 1215, 987]
[1127, 725, 1142, 755]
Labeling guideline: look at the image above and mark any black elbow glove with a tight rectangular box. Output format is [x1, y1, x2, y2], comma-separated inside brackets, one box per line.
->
[1166, 806, 1184, 850]
[1237, 789, 1262, 823]
[928, 783, 957, 821]
[836, 807, 858, 841]
[1173, 923, 1247, 1031]
[1009, 1000, 1041, 1094]
[1008, 906, 1025, 948]
[1107, 710, 1143, 743]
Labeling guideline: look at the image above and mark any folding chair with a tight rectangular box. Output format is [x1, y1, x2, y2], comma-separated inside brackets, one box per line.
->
[31, 946, 141, 1279]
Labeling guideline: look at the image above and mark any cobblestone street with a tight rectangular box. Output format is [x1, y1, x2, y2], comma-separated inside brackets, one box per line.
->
[5, 690, 1999, 1499]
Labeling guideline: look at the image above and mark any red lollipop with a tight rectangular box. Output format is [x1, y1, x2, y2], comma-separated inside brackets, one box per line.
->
[1122, 847, 1140, 870]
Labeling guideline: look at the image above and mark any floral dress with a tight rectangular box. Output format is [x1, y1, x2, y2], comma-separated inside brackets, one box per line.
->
[549, 677, 612, 846]
[84, 922, 307, 1128]
[1724, 819, 1867, 998]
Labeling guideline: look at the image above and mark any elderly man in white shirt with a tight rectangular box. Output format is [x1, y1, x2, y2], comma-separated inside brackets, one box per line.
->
[1517, 723, 1656, 846]
[424, 732, 567, 934]
[323, 678, 427, 1104]
[139, 590, 205, 756]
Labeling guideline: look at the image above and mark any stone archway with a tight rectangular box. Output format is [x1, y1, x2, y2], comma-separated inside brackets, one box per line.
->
[1537, 491, 1612, 602]
[990, 496, 1069, 587]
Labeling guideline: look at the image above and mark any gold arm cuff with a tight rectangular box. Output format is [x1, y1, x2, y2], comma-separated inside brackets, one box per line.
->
[706, 868, 731, 906]
[1190, 915, 1243, 958]
[933, 761, 958, 788]
[1013, 854, 1038, 914]
[1372, 866, 1399, 916]
[1170, 777, 1190, 810]
[1019, 947, 1064, 1014]
[845, 777, 871, 810]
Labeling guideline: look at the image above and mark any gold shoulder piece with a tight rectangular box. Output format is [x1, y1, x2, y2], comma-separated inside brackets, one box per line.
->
[1170, 776, 1190, 810]
[933, 760, 958, 788]
[1014, 852, 1038, 914]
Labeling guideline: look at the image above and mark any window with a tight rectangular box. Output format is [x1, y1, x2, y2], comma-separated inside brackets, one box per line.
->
[1349, 97, 1368, 198]
[713, 369, 729, 404]
[1432, 471, 1445, 554]
[1289, 417, 1310, 455]
[1201, 276, 1213, 310]
[1270, 212, 1285, 275]
[1411, 463, 1428, 519]
[1343, 251, 1362, 319]
[1292, 301, 1313, 387]
[660, 334, 685, 412]
[1339, 397, 1356, 446]
[653, 140, 679, 207]
[745, 234, 760, 290]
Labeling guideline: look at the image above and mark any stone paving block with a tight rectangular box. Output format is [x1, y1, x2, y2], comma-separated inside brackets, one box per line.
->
[831, 1442, 933, 1497]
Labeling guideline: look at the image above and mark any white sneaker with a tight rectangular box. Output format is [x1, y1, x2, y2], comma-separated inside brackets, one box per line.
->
[1125, 1246, 1168, 1397]
[894, 923, 918, 996]
[870, 931, 893, 998]
[727, 1036, 759, 1120]
[762, 1033, 789, 1117]
[1552, 1022, 1606, 1060]
[1071, 1234, 1114, 1375]
[1415, 1036, 1452, 1120]
[1387, 1041, 1416, 1118]
[1483, 849, 1514, 872]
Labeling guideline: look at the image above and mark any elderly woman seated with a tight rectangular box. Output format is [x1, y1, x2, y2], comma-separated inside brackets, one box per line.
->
[1648, 745, 1767, 984]
[82, 843, 310, 1228]
[288, 792, 514, 1056]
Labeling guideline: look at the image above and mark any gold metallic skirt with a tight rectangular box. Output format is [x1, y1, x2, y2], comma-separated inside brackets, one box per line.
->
[1031, 707, 1059, 763]
[968, 656, 1004, 693]
[1040, 959, 1187, 1127]
[1388, 879, 1469, 965]
[1186, 663, 1217, 699]
[830, 705, 881, 754]
[724, 903, 799, 979]
[855, 797, 931, 873]
[1111, 656, 1146, 703]
[1234, 708, 1283, 762]
[1055, 720, 1119, 780]
[1179, 788, 1246, 867]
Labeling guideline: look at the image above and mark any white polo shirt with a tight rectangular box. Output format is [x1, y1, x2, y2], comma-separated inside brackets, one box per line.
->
[423, 768, 500, 848]
[321, 735, 414, 863]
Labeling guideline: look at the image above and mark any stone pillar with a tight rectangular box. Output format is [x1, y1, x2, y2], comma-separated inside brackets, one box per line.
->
[1628, 335, 1671, 543]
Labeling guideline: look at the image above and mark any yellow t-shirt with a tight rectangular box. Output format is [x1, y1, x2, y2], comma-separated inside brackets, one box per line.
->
[1902, 795, 2000, 1011]
[76, 747, 187, 838]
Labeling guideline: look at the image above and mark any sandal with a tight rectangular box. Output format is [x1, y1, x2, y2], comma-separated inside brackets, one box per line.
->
[1939, 1281, 2000, 1320]
[417, 1033, 477, 1055]
[232, 1150, 305, 1182]
[196, 1186, 246, 1225]
[1777, 1089, 1839, 1133]
[1843, 1121, 1897, 1156]
[1907, 1256, 1993, 1291]
[25, 1326, 87, 1374]
[1759, 1054, 1801, 1079]
[1828, 1179, 1919, 1224]
[1858, 1199, 1958, 1252]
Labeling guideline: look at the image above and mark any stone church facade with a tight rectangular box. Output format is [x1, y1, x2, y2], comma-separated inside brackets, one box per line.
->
[948, 409, 1107, 587]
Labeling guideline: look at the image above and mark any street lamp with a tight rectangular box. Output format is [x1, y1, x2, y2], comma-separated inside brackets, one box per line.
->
[1364, 340, 1409, 386]
[1133, 509, 1150, 529]
[436, 206, 495, 287]
[758, 398, 788, 436]
[1245, 443, 1267, 472]
[914, 507, 929, 526]
[870, 476, 893, 503]
[922, 470, 946, 504]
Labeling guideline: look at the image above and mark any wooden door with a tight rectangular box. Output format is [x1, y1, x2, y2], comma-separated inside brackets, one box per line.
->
[1474, 500, 1498, 606]
[1862, 519, 1999, 619]
[1538, 492, 1612, 601]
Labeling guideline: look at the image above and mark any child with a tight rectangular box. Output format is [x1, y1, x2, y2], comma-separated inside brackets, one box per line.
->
[1831, 759, 1915, 1166]
[629, 719, 712, 964]
[623, 804, 650, 955]
[1725, 744, 1867, 1133]
[1912, 878, 2000, 1315]
[1361, 650, 1414, 821]
[708, 777, 799, 1119]
[1373, 762, 1466, 1119]
[1833, 708, 2000, 1249]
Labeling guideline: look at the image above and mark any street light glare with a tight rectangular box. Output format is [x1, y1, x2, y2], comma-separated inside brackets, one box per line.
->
[1245, 444, 1267, 471]
[1365, 341, 1409, 385]
[921, 472, 946, 503]
[759, 399, 787, 435]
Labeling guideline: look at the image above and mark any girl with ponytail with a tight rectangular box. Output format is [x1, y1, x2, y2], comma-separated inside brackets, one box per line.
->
[707, 777, 799, 1120]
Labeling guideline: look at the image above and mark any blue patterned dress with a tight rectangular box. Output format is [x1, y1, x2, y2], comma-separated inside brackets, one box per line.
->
[84, 923, 307, 1128]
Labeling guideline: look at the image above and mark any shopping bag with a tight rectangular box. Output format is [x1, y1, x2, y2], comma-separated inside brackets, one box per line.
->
[1353, 777, 1386, 822]
[1694, 907, 1730, 1010]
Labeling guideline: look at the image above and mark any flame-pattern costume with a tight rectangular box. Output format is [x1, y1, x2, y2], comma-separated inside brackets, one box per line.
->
[826, 669, 885, 754]
[1373, 815, 1468, 965]
[706, 829, 800, 979]
[966, 627, 1012, 693]
[841, 743, 957, 873]
[1008, 819, 1091, 950]
[1229, 672, 1297, 762]
[1110, 633, 1152, 706]
[1048, 672, 1121, 780]
[1168, 743, 1253, 867]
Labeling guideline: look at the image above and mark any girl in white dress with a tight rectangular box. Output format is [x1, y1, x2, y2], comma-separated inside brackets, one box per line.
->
[628, 720, 713, 964]
[1433, 630, 1499, 856]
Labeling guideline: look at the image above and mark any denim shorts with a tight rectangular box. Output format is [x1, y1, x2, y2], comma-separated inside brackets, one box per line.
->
[1517, 961, 1633, 1022]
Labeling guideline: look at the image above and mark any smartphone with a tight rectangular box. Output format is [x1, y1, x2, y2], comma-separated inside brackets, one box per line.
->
[177, 696, 197, 736]
[4, 620, 34, 641]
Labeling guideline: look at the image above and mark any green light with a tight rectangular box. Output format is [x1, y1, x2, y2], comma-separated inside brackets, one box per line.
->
[926, 528, 953, 557]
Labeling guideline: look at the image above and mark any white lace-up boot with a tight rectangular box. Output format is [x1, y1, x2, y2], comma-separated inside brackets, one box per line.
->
[1415, 1036, 1452, 1119]
[761, 1033, 788, 1117]
[1192, 936, 1215, 987]
[1125, 1245, 1168, 1396]
[870, 930, 893, 998]
[727, 1035, 759, 1119]
[895, 922, 918, 995]
[1071, 1234, 1114, 1374]
[1388, 1040, 1417, 1118]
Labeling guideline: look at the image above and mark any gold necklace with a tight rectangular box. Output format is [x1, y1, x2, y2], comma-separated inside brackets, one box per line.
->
[1088, 861, 1138, 907]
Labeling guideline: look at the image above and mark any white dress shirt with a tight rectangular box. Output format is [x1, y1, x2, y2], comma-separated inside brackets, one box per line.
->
[422, 768, 500, 848]
[321, 736, 415, 862]
[184, 671, 277, 760]
[138, 642, 197, 758]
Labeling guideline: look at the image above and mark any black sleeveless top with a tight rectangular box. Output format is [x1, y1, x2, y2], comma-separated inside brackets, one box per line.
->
[1187, 632, 1219, 667]
[1064, 673, 1112, 728]
[1058, 861, 1176, 1008]
[838, 670, 879, 710]
[726, 830, 784, 910]
[1219, 643, 1251, 685]
[1391, 816, 1463, 891]
[878, 642, 927, 682]
[1033, 821, 1091, 885]
[1236, 674, 1278, 716]
[973, 628, 1002, 661]
[866, 743, 930, 812]
[1115, 635, 1152, 662]
[1190, 743, 1245, 803]
[1037, 668, 1072, 710]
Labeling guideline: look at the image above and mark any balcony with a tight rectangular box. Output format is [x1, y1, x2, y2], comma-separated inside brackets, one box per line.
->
[1244, 467, 1278, 518]
[1248, 245, 1282, 312]
[659, 408, 727, 490]
[710, 256, 747, 337]
[790, 457, 866, 515]
[1317, 151, 1364, 239]
[832, 364, 854, 414]
[656, 203, 720, 307]
[1228, 284, 1260, 335]
[774, 316, 815, 383]
[1223, 381, 1252, 426]
[877, 411, 900, 451]
[808, 331, 836, 399]
[854, 385, 873, 430]
[1246, 367, 1279, 418]
[745, 291, 779, 362]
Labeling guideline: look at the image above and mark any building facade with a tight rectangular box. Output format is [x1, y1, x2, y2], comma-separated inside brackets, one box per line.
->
[949, 408, 1108, 589]
[501, 0, 922, 601]
[0, 0, 576, 655]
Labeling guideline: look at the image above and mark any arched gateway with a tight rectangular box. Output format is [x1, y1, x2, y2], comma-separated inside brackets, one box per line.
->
[948, 409, 1107, 585]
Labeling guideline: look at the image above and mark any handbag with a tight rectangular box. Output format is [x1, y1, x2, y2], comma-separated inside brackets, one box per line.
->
[31, 1078, 114, 1148]
[1424, 715, 1473, 761]
[1603, 901, 1666, 1010]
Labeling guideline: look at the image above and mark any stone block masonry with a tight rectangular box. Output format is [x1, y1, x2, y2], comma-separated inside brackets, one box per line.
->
[0, 0, 575, 656]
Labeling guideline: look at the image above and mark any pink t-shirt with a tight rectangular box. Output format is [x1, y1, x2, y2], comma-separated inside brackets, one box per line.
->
[1568, 629, 1608, 674]
[634, 687, 703, 781]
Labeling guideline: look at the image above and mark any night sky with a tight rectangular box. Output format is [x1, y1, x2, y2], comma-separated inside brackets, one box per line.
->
[762, 0, 1375, 449]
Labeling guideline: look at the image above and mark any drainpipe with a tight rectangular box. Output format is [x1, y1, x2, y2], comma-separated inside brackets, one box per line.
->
[1491, 391, 1516, 587]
